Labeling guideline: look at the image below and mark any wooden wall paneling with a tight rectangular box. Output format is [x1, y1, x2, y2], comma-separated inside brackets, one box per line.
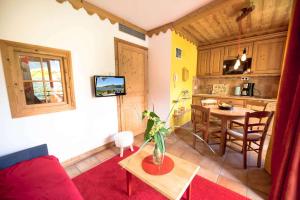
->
[252, 37, 286, 74]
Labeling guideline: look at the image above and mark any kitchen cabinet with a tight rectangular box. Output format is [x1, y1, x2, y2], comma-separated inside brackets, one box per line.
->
[210, 47, 224, 75]
[197, 49, 210, 76]
[252, 37, 286, 74]
[223, 42, 253, 59]
[196, 33, 286, 77]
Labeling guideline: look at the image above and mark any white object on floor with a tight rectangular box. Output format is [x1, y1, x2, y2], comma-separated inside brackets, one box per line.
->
[114, 131, 134, 157]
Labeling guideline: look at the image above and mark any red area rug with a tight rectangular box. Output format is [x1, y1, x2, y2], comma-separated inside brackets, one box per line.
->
[73, 148, 248, 200]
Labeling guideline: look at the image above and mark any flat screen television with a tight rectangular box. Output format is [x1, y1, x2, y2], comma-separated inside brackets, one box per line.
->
[94, 76, 126, 97]
[223, 58, 252, 75]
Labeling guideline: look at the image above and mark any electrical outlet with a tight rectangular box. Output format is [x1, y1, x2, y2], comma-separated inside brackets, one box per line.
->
[241, 77, 249, 81]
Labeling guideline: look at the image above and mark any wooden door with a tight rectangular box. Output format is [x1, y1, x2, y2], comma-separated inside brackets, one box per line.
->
[197, 50, 210, 76]
[252, 37, 286, 74]
[224, 43, 253, 59]
[210, 47, 224, 75]
[115, 39, 148, 135]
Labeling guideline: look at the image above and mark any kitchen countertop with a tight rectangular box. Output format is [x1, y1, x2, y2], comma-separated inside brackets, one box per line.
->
[193, 93, 277, 102]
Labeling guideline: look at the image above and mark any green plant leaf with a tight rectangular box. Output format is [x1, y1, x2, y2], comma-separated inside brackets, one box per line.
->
[142, 110, 148, 119]
[144, 119, 154, 141]
[149, 111, 159, 118]
[159, 127, 169, 136]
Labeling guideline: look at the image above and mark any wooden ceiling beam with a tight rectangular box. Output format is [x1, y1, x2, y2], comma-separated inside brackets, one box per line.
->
[199, 28, 288, 48]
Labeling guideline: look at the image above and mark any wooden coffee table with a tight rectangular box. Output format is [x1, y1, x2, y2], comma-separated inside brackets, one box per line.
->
[118, 145, 200, 200]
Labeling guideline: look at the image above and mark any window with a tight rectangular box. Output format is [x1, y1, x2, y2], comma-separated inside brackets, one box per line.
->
[0, 40, 76, 118]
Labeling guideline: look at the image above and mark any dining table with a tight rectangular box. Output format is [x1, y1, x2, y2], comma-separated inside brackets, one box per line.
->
[204, 105, 254, 156]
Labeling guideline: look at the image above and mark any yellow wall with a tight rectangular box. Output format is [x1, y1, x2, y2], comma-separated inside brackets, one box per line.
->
[170, 32, 197, 128]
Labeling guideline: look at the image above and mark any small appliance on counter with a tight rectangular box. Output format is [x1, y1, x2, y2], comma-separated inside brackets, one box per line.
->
[241, 83, 255, 96]
[234, 86, 241, 96]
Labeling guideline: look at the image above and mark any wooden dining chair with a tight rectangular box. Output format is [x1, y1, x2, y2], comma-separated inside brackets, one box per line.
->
[226, 111, 274, 169]
[191, 105, 221, 146]
[230, 100, 268, 128]
[200, 99, 221, 125]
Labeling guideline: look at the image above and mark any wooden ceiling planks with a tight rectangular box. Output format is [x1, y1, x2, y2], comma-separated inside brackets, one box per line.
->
[147, 0, 292, 46]
[56, 0, 292, 46]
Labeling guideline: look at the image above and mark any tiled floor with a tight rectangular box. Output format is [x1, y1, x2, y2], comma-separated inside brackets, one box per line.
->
[65, 125, 271, 200]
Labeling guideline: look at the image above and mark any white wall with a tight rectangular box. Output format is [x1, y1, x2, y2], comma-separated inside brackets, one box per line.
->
[148, 31, 171, 121]
[0, 0, 148, 162]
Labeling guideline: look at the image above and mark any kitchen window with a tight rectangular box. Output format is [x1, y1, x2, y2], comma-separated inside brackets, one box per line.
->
[0, 40, 76, 118]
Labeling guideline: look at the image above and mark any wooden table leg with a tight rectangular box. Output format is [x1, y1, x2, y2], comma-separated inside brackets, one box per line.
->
[126, 171, 132, 196]
[186, 184, 192, 200]
[220, 119, 228, 156]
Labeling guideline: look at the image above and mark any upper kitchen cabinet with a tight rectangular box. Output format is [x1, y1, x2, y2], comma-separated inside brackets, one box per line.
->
[252, 37, 286, 74]
[224, 43, 253, 59]
[197, 49, 210, 76]
[210, 47, 224, 75]
[196, 33, 287, 77]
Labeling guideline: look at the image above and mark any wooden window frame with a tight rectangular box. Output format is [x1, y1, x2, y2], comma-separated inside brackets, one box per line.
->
[0, 39, 76, 118]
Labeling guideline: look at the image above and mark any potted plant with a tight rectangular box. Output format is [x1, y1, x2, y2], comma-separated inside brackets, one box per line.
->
[132, 90, 215, 167]
[142, 110, 169, 165]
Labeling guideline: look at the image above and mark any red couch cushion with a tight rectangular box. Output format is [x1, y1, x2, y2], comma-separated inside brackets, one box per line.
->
[0, 155, 83, 200]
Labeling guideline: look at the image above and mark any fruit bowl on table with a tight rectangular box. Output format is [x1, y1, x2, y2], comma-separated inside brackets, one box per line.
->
[218, 103, 233, 110]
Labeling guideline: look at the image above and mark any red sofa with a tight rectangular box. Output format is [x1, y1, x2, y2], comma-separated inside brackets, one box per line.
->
[0, 145, 83, 200]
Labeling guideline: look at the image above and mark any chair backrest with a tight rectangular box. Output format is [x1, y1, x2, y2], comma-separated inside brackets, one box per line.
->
[191, 105, 210, 128]
[201, 99, 218, 106]
[245, 100, 268, 111]
[243, 111, 274, 140]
